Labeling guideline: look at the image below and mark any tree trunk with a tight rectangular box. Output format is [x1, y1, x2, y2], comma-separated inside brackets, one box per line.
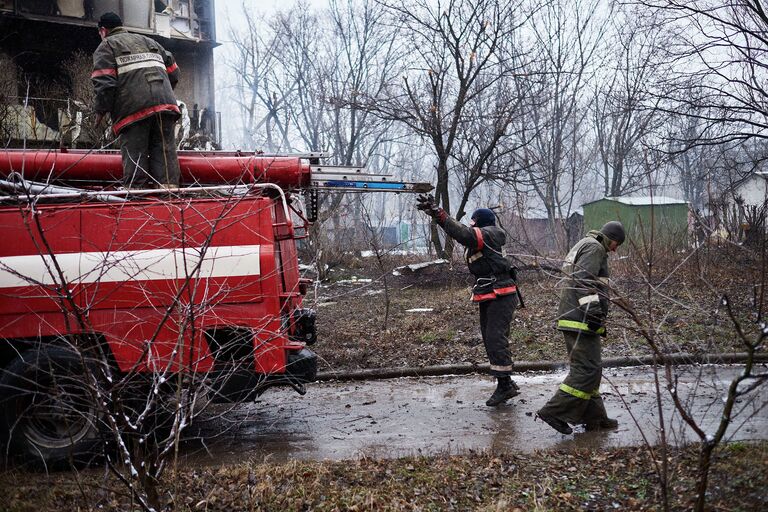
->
[694, 443, 715, 512]
[430, 160, 451, 257]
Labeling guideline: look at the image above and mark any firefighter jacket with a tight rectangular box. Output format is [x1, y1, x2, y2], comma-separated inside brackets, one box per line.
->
[438, 215, 517, 302]
[92, 27, 180, 135]
[556, 230, 611, 335]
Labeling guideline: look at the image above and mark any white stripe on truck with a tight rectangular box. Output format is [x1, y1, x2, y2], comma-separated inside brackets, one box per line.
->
[0, 245, 261, 289]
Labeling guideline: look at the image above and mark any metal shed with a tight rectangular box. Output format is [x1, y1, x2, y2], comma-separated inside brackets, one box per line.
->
[581, 196, 690, 246]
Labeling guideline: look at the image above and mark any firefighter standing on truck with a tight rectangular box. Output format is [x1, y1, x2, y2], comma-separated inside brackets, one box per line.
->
[536, 221, 625, 435]
[416, 194, 520, 406]
[91, 12, 181, 188]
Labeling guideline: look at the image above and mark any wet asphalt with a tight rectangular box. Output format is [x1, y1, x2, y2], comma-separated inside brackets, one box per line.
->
[185, 365, 768, 464]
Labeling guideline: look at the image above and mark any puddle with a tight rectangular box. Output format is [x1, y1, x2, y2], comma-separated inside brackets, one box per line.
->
[182, 365, 768, 465]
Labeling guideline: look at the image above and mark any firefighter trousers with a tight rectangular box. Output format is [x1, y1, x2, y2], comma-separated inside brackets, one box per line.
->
[478, 293, 517, 377]
[538, 330, 608, 424]
[120, 112, 180, 188]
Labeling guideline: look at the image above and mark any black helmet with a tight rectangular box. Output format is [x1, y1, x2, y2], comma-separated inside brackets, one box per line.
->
[98, 12, 122, 29]
[600, 221, 625, 245]
[471, 208, 496, 227]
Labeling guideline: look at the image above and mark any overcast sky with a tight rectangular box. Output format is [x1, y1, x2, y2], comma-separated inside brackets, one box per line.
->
[216, 0, 329, 38]
[212, 0, 333, 148]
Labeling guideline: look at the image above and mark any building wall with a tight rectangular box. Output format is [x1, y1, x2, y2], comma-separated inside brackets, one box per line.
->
[173, 47, 215, 120]
[502, 214, 567, 256]
[0, 14, 216, 147]
[584, 200, 689, 246]
[495, 213, 585, 256]
[0, 52, 16, 99]
[735, 176, 768, 207]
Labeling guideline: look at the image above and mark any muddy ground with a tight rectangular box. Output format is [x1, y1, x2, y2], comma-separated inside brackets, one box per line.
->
[186, 366, 767, 464]
[309, 246, 762, 373]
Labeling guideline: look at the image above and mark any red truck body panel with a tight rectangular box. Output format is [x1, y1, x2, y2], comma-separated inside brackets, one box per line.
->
[0, 193, 304, 376]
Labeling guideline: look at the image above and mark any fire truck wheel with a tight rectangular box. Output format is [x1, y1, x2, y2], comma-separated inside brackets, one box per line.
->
[0, 347, 105, 469]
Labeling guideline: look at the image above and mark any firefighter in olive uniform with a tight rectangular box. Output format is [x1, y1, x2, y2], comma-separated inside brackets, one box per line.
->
[416, 194, 520, 406]
[92, 12, 181, 188]
[536, 221, 625, 434]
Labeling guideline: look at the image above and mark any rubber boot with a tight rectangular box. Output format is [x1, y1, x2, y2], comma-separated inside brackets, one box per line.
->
[485, 376, 520, 406]
[585, 417, 619, 431]
[536, 410, 573, 435]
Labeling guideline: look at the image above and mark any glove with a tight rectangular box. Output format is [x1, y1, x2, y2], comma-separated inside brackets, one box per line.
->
[416, 193, 442, 219]
[416, 193, 435, 211]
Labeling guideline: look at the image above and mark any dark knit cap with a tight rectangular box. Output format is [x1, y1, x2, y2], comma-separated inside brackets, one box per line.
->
[600, 221, 626, 245]
[98, 12, 123, 29]
[471, 208, 496, 228]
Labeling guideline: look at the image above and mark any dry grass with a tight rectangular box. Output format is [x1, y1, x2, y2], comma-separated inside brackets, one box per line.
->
[2, 442, 765, 511]
[313, 245, 762, 373]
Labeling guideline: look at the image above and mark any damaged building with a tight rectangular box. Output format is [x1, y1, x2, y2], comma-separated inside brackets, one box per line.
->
[0, 0, 218, 148]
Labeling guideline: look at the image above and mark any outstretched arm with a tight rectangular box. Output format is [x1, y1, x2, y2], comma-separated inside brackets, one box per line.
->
[415, 194, 481, 250]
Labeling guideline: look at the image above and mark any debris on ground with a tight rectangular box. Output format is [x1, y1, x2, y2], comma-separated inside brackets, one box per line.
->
[392, 259, 449, 275]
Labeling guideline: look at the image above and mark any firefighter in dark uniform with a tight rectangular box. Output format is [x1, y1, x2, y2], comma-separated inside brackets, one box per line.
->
[416, 194, 520, 406]
[536, 221, 625, 434]
[92, 12, 181, 188]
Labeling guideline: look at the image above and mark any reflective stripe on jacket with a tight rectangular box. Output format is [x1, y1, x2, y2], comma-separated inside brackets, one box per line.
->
[438, 216, 516, 302]
[92, 27, 181, 134]
[556, 231, 610, 333]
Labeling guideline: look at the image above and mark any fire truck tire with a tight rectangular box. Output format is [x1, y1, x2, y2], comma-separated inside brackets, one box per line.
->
[0, 347, 105, 469]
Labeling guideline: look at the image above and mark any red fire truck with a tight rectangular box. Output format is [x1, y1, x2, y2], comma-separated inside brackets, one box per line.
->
[0, 149, 427, 466]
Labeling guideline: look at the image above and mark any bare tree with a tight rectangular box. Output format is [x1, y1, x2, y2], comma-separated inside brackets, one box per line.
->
[640, 0, 768, 145]
[227, 0, 402, 164]
[514, 0, 608, 252]
[593, 7, 664, 197]
[225, 5, 298, 151]
[613, 262, 768, 511]
[358, 0, 531, 257]
[227, 0, 407, 276]
[450, 74, 529, 222]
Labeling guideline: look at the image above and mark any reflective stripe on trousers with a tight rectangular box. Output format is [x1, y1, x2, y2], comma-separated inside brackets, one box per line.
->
[557, 319, 605, 335]
[559, 383, 600, 400]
